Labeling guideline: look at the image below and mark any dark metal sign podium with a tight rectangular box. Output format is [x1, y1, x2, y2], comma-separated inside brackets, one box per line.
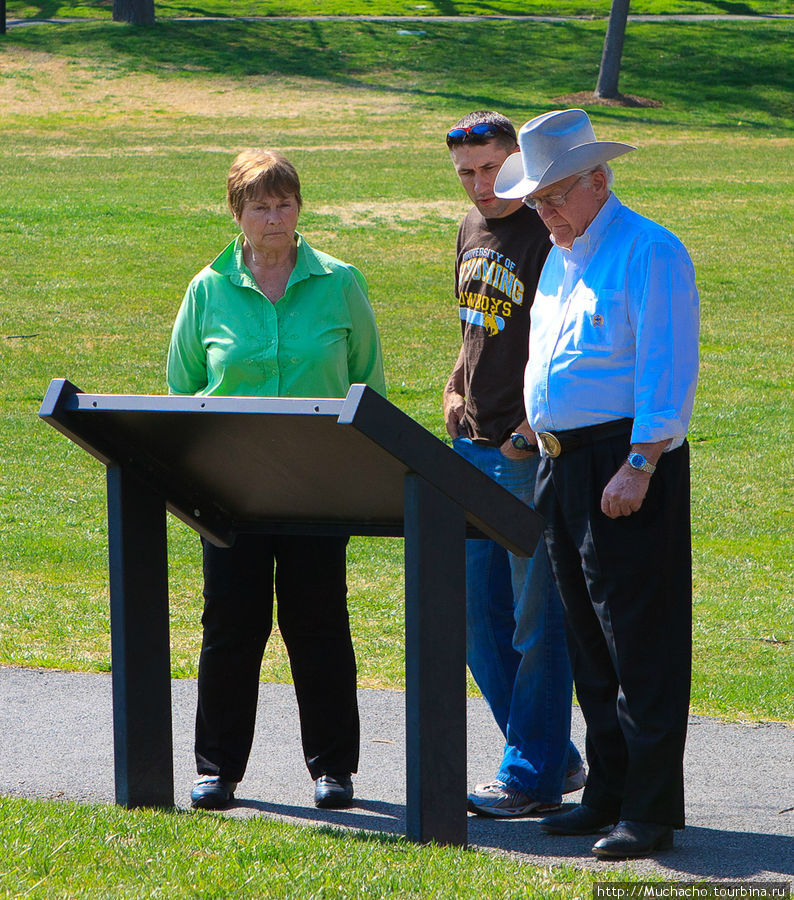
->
[39, 378, 543, 848]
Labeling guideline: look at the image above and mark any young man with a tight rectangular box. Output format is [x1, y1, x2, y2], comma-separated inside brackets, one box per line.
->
[444, 111, 584, 817]
[495, 108, 699, 858]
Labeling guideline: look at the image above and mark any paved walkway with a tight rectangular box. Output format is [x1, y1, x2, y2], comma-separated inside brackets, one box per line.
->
[1, 666, 791, 881]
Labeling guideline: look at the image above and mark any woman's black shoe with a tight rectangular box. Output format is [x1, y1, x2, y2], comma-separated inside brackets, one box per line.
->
[314, 774, 354, 809]
[190, 776, 237, 809]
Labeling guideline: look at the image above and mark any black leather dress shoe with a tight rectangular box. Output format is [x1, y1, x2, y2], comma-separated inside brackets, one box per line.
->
[190, 776, 237, 810]
[314, 774, 354, 809]
[539, 804, 618, 835]
[592, 820, 674, 859]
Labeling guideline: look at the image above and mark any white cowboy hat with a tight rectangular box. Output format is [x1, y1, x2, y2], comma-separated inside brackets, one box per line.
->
[494, 108, 636, 199]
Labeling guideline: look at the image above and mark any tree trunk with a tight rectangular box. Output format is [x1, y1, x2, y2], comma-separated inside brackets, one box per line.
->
[113, 0, 155, 24]
[595, 0, 630, 99]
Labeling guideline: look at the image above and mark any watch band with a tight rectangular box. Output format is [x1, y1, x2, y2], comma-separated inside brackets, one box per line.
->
[627, 451, 656, 474]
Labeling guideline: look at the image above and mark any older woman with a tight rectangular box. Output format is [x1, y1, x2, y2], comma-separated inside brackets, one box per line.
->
[167, 149, 386, 811]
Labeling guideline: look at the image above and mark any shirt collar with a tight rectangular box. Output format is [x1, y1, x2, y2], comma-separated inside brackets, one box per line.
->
[210, 231, 329, 289]
[291, 233, 331, 282]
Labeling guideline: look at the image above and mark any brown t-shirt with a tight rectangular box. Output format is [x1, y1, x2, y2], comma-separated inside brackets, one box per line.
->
[455, 204, 551, 446]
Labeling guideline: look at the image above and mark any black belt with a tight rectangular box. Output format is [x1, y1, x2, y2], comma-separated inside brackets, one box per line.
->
[536, 418, 632, 458]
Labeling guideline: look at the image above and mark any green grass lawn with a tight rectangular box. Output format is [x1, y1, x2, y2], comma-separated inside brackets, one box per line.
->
[0, 12, 792, 897]
[0, 795, 654, 899]
[6, 0, 794, 21]
[2, 16, 791, 717]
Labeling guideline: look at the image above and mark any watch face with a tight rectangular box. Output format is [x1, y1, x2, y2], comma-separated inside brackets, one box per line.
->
[511, 433, 530, 451]
[628, 452, 653, 472]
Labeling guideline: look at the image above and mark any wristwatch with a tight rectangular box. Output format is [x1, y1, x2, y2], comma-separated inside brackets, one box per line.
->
[627, 451, 656, 474]
[510, 432, 538, 453]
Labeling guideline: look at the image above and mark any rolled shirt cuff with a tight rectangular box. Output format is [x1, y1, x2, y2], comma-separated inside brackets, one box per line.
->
[630, 412, 688, 451]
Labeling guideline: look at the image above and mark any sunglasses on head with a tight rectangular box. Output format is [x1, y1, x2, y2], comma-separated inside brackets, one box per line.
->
[446, 122, 514, 144]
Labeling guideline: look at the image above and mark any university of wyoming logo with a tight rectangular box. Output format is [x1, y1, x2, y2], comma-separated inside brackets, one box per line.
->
[458, 248, 525, 337]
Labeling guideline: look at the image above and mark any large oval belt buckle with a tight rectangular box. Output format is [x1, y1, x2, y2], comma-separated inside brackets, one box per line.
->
[537, 432, 562, 458]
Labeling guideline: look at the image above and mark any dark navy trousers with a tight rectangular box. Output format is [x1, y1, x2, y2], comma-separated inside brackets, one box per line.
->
[535, 434, 692, 828]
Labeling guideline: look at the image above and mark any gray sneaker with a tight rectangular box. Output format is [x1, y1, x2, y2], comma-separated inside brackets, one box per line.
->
[467, 781, 562, 818]
[563, 762, 587, 794]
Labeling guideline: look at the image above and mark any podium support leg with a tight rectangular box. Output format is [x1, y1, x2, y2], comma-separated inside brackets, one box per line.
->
[403, 473, 467, 847]
[106, 465, 174, 808]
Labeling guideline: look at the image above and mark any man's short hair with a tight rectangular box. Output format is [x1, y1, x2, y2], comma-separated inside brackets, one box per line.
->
[582, 163, 615, 191]
[446, 111, 518, 152]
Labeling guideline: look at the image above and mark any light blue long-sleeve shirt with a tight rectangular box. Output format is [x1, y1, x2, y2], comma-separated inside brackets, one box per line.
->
[525, 193, 699, 448]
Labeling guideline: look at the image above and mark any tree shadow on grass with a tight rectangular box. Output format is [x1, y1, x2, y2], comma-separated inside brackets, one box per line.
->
[6, 0, 112, 18]
[5, 19, 794, 130]
[709, 0, 762, 14]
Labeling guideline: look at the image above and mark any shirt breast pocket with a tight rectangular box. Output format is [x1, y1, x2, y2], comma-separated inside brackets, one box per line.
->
[573, 289, 627, 353]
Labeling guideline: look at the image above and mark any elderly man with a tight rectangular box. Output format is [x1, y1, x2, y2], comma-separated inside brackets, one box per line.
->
[494, 109, 699, 859]
[444, 111, 585, 817]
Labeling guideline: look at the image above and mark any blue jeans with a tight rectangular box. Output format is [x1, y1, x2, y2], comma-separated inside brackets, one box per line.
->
[454, 437, 582, 802]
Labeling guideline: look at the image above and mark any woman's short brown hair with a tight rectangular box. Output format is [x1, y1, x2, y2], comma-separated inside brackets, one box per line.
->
[227, 149, 303, 219]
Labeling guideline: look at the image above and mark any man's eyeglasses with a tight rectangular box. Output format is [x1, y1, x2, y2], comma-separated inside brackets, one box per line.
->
[446, 122, 515, 145]
[523, 175, 585, 210]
